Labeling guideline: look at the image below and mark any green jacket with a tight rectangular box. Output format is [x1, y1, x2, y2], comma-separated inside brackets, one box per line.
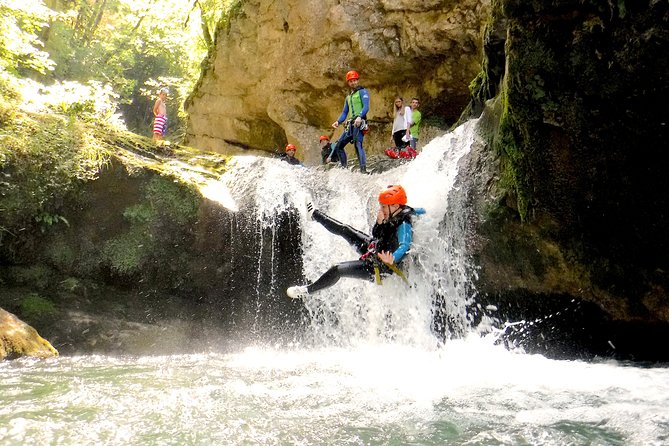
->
[410, 109, 422, 138]
[337, 87, 370, 123]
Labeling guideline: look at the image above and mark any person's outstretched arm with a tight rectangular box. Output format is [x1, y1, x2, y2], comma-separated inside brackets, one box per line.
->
[334, 100, 349, 127]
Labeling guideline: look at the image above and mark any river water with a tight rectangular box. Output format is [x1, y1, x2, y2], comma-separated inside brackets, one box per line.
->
[3, 120, 669, 445]
[2, 343, 668, 445]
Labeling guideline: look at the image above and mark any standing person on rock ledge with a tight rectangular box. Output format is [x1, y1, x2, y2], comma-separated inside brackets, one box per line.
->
[152, 88, 168, 142]
[331, 70, 370, 173]
[409, 97, 422, 150]
[286, 185, 425, 299]
[391, 96, 412, 150]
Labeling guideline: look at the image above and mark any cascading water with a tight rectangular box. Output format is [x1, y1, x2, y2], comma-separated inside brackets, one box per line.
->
[215, 119, 481, 349]
[3, 119, 669, 446]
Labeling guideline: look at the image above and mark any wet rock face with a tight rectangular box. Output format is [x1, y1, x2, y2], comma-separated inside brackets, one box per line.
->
[458, 0, 669, 356]
[185, 0, 490, 163]
[0, 158, 307, 356]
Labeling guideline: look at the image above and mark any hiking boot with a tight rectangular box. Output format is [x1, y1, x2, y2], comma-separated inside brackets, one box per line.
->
[287, 285, 309, 299]
[305, 197, 315, 220]
[360, 166, 367, 174]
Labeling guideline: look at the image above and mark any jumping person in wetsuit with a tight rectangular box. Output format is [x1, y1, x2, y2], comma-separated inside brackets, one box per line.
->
[331, 70, 370, 173]
[286, 185, 425, 299]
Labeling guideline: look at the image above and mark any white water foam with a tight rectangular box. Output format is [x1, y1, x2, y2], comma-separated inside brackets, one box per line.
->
[218, 119, 481, 348]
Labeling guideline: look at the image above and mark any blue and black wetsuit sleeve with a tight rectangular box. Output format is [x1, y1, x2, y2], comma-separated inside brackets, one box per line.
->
[337, 99, 350, 124]
[391, 222, 412, 263]
[359, 88, 370, 119]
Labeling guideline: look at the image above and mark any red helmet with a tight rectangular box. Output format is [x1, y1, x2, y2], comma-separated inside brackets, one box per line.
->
[378, 185, 407, 205]
[285, 143, 296, 152]
[346, 70, 360, 81]
[319, 135, 330, 142]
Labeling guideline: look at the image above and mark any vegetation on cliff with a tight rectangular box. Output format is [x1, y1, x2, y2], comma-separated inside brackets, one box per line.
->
[0, 69, 235, 355]
[0, 0, 234, 137]
[3, 0, 668, 361]
[466, 0, 669, 326]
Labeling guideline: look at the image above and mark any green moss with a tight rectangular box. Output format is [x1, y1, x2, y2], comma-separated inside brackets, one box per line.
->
[102, 227, 152, 275]
[44, 236, 76, 271]
[19, 293, 58, 320]
[123, 203, 155, 224]
[6, 265, 54, 289]
[487, 16, 564, 222]
[468, 71, 489, 101]
[59, 277, 81, 293]
[146, 176, 199, 225]
[494, 87, 531, 221]
[97, 174, 199, 277]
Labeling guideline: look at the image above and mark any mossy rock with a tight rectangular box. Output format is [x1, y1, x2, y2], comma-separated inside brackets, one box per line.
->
[0, 308, 58, 360]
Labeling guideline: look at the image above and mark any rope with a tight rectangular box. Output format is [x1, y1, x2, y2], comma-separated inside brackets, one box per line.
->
[371, 259, 409, 286]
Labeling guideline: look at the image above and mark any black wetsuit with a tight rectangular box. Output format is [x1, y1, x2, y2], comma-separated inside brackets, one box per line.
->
[321, 142, 339, 164]
[306, 207, 416, 293]
[280, 154, 302, 166]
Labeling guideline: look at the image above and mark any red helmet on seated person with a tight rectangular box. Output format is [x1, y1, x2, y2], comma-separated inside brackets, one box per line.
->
[285, 143, 296, 152]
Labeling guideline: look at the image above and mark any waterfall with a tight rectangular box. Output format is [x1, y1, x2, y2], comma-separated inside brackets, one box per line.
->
[215, 119, 481, 349]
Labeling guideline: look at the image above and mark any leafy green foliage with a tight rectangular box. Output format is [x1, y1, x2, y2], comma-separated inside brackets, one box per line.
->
[1, 0, 240, 138]
[19, 293, 57, 320]
[35, 212, 70, 233]
[0, 0, 56, 74]
[102, 227, 150, 275]
[0, 86, 111, 243]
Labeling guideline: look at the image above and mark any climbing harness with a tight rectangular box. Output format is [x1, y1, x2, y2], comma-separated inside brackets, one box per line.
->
[360, 240, 409, 286]
[344, 117, 368, 135]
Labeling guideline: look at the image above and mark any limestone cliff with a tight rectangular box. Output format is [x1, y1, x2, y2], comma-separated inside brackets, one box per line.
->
[185, 0, 490, 164]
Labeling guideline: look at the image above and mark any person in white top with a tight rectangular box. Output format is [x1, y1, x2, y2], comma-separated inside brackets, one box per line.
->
[391, 97, 412, 149]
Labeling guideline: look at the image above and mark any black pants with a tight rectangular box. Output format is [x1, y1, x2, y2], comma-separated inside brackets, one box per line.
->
[307, 210, 390, 293]
[392, 130, 409, 149]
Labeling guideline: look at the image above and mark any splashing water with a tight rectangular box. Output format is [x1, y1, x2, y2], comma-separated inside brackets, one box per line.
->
[2, 342, 668, 445]
[214, 120, 481, 348]
[4, 119, 669, 445]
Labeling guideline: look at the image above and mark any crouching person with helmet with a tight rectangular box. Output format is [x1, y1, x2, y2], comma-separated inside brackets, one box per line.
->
[286, 185, 426, 299]
[280, 143, 303, 166]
